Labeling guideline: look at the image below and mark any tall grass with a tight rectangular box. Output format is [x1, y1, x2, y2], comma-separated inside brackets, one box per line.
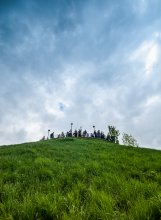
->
[0, 138, 161, 219]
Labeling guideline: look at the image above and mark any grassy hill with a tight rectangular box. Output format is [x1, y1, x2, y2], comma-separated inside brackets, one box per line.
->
[0, 138, 161, 220]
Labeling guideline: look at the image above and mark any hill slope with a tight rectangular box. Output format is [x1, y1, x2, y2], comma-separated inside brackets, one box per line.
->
[0, 138, 161, 219]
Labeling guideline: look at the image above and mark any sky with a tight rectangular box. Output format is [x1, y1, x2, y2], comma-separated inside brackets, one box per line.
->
[0, 0, 161, 149]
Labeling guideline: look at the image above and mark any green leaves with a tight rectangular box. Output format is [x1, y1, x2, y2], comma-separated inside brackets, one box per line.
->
[107, 125, 120, 144]
[122, 133, 139, 147]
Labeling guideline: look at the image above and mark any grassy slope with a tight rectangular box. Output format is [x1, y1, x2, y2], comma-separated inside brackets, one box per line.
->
[0, 138, 161, 220]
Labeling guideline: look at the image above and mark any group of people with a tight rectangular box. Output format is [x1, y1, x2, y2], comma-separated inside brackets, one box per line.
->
[49, 129, 106, 140]
[41, 125, 120, 144]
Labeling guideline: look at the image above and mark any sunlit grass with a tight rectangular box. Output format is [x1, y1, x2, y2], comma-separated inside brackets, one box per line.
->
[0, 138, 161, 219]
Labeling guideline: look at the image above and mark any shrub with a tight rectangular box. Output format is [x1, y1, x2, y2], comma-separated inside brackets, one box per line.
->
[122, 133, 139, 147]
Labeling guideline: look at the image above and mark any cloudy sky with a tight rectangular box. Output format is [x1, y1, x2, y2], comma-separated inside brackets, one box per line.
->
[0, 0, 161, 149]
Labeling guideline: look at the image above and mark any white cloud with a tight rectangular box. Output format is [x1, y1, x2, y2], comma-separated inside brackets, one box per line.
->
[130, 40, 159, 77]
[154, 31, 161, 39]
[145, 95, 161, 107]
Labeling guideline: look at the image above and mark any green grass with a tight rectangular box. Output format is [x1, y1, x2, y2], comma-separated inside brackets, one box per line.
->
[0, 138, 161, 219]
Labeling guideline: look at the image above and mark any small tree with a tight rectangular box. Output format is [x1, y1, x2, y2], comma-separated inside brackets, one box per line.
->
[107, 125, 120, 144]
[122, 133, 139, 147]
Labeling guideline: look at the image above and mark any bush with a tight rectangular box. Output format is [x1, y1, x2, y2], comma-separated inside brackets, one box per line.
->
[122, 133, 139, 147]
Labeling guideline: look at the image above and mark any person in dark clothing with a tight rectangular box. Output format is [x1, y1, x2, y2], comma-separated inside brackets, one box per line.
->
[82, 130, 87, 137]
[61, 132, 65, 138]
[101, 132, 105, 139]
[78, 129, 82, 137]
[69, 130, 72, 137]
[91, 133, 94, 138]
[73, 130, 78, 137]
[106, 134, 111, 142]
[97, 130, 101, 138]
[66, 132, 69, 137]
[50, 132, 54, 139]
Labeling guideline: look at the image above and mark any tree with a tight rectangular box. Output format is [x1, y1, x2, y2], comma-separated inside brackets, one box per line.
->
[107, 125, 120, 144]
[122, 133, 139, 147]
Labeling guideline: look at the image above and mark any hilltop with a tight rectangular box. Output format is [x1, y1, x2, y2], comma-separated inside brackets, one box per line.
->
[0, 138, 161, 219]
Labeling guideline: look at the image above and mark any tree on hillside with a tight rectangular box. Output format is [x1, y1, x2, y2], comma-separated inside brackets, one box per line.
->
[122, 133, 139, 147]
[107, 125, 120, 144]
